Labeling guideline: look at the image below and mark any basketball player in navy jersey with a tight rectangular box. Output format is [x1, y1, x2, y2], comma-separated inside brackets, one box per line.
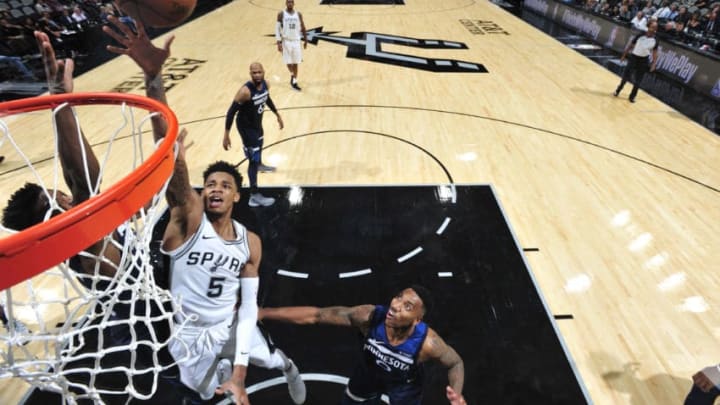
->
[276, 0, 307, 90]
[260, 285, 467, 405]
[223, 62, 283, 208]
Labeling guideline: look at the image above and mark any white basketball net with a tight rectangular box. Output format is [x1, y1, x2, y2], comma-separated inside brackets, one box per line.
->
[0, 99, 187, 404]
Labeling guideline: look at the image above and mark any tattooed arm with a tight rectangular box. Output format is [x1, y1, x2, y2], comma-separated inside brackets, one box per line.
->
[419, 328, 466, 405]
[259, 304, 376, 334]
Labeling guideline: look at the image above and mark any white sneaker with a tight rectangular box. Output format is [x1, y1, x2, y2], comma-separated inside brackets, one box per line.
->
[283, 359, 306, 404]
[216, 358, 232, 385]
[258, 164, 277, 173]
[248, 193, 275, 207]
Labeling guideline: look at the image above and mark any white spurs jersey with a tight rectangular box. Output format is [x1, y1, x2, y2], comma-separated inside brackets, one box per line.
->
[164, 214, 250, 325]
[280, 10, 302, 41]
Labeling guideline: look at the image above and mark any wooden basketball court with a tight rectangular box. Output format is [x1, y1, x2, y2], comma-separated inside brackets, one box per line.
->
[1, 0, 719, 403]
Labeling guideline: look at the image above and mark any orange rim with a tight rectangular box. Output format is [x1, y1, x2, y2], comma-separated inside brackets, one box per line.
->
[0, 93, 178, 290]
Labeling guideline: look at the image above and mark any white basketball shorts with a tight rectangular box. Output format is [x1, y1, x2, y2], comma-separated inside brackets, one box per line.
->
[282, 40, 303, 65]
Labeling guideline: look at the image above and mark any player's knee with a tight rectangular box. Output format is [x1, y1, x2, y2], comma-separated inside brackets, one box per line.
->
[250, 357, 272, 369]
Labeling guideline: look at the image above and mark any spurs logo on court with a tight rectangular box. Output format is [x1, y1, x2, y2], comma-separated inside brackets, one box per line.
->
[305, 27, 488, 73]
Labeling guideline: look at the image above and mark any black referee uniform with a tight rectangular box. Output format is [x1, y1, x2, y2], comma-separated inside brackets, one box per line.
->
[614, 21, 659, 102]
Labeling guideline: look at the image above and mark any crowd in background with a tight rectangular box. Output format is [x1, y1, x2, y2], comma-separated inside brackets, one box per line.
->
[577, 0, 720, 53]
[0, 0, 133, 81]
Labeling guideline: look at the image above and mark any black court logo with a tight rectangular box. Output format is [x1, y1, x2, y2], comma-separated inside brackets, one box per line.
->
[459, 20, 510, 35]
[306, 27, 487, 73]
[111, 57, 207, 93]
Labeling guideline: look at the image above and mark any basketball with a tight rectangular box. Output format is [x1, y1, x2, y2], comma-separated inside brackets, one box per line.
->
[115, 0, 197, 28]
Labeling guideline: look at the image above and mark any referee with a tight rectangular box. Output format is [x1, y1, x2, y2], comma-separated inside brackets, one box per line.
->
[614, 20, 659, 103]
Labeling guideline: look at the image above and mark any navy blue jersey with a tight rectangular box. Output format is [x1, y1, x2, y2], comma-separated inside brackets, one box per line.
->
[235, 80, 269, 129]
[347, 305, 428, 404]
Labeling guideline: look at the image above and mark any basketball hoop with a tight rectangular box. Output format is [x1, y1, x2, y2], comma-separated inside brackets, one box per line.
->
[0, 92, 177, 290]
[0, 92, 187, 404]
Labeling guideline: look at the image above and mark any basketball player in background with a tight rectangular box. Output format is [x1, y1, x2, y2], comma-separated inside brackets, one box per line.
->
[223, 62, 283, 207]
[276, 0, 307, 90]
[259, 285, 467, 405]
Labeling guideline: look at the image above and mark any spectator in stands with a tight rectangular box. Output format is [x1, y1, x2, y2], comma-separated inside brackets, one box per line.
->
[34, 0, 53, 15]
[684, 11, 705, 43]
[640, 0, 657, 17]
[78, 0, 102, 23]
[703, 9, 719, 36]
[45, 0, 66, 14]
[597, 0, 607, 12]
[55, 8, 76, 30]
[37, 11, 63, 36]
[71, 5, 89, 25]
[34, 12, 73, 57]
[0, 17, 32, 55]
[693, 0, 709, 11]
[627, 0, 639, 15]
[652, 0, 672, 21]
[99, 3, 115, 23]
[631, 10, 649, 30]
[618, 2, 634, 20]
[0, 54, 36, 80]
[663, 5, 689, 35]
[20, 17, 39, 37]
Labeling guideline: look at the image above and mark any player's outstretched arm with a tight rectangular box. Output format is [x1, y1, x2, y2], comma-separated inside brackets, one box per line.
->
[421, 328, 466, 405]
[103, 15, 175, 142]
[35, 31, 124, 273]
[260, 304, 375, 330]
[103, 14, 200, 251]
[35, 31, 97, 204]
[161, 127, 202, 251]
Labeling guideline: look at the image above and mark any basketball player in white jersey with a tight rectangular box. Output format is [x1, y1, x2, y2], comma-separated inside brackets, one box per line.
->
[276, 0, 307, 90]
[159, 135, 306, 404]
[109, 17, 310, 405]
